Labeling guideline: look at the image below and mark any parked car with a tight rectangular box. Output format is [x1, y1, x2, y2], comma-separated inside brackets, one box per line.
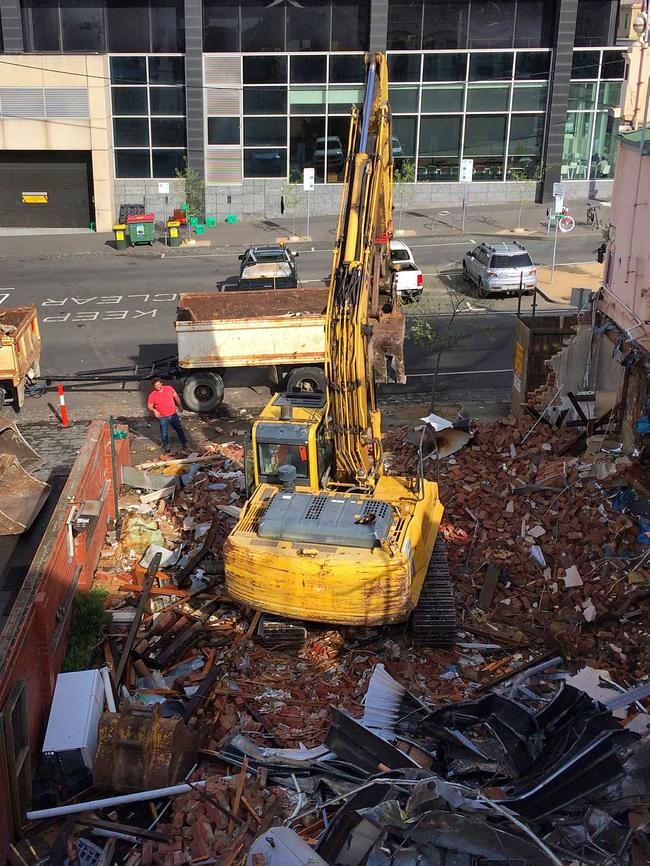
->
[390, 239, 423, 302]
[237, 245, 299, 291]
[313, 136, 344, 169]
[462, 241, 537, 298]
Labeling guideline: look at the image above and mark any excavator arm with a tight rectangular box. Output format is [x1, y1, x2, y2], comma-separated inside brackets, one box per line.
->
[325, 53, 394, 488]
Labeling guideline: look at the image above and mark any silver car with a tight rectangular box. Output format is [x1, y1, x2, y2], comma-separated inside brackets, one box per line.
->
[463, 241, 537, 298]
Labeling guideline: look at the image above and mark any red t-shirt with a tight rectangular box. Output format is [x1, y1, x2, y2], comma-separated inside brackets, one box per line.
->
[147, 385, 178, 417]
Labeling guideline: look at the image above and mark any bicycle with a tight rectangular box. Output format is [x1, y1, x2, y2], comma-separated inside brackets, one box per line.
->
[586, 202, 601, 230]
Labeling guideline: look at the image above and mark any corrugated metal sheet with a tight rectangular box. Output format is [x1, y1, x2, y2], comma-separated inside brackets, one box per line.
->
[45, 88, 89, 118]
[204, 55, 241, 87]
[206, 148, 242, 185]
[205, 88, 241, 115]
[0, 88, 45, 119]
[0, 88, 89, 119]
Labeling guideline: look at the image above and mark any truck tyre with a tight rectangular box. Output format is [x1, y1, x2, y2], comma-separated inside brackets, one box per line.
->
[182, 372, 224, 413]
[285, 367, 326, 394]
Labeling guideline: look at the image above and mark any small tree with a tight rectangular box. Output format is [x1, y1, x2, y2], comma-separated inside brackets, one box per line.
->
[394, 160, 415, 231]
[282, 182, 301, 237]
[508, 163, 543, 231]
[175, 156, 205, 221]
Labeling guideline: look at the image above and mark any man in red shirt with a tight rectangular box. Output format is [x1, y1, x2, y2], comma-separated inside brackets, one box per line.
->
[147, 377, 188, 451]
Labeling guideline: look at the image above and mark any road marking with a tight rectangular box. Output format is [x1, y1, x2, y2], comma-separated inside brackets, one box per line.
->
[0, 287, 15, 304]
[407, 368, 513, 378]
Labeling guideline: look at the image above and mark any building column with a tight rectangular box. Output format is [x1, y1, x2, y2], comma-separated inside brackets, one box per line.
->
[540, 0, 579, 201]
[0, 0, 24, 52]
[184, 0, 205, 183]
[369, 0, 388, 52]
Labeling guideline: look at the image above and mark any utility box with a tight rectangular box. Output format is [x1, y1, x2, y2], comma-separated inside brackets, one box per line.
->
[42, 670, 105, 772]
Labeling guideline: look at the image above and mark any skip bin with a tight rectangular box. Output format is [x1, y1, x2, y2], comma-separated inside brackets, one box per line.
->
[127, 213, 156, 246]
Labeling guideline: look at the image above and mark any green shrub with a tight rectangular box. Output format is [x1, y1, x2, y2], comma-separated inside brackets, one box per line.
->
[62, 587, 110, 672]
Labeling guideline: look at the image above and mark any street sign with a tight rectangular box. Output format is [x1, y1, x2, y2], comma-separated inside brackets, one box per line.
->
[554, 194, 564, 214]
[158, 182, 170, 195]
[303, 168, 315, 191]
[553, 182, 566, 197]
[460, 159, 474, 183]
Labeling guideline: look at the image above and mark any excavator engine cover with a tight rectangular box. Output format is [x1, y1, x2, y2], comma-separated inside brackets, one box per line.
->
[93, 702, 197, 793]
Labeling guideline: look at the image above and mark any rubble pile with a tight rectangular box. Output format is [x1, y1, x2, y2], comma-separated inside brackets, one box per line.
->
[16, 418, 650, 866]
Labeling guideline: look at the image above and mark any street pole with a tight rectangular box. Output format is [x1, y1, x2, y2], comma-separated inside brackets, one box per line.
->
[551, 216, 559, 284]
[306, 190, 310, 238]
[462, 182, 468, 233]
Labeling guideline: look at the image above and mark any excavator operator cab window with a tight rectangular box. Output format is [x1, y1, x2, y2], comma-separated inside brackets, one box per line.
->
[258, 441, 309, 483]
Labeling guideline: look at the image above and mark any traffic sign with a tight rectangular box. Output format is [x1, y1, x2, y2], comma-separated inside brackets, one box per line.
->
[553, 182, 566, 197]
[303, 168, 315, 191]
[558, 215, 575, 233]
[460, 159, 474, 183]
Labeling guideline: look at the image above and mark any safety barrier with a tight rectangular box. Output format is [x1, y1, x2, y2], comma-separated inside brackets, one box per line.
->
[0, 420, 130, 858]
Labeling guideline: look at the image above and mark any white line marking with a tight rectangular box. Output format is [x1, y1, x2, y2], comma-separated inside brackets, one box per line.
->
[407, 368, 513, 378]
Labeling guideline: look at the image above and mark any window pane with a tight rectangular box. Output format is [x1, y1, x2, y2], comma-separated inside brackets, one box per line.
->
[602, 50, 625, 79]
[208, 117, 240, 145]
[332, 0, 369, 50]
[106, 1, 150, 52]
[561, 111, 593, 179]
[464, 114, 507, 159]
[467, 84, 510, 112]
[150, 87, 185, 115]
[326, 116, 352, 180]
[329, 54, 365, 83]
[327, 85, 364, 113]
[287, 0, 330, 51]
[244, 116, 286, 147]
[423, 53, 467, 81]
[243, 56, 287, 85]
[244, 87, 287, 114]
[389, 85, 419, 113]
[149, 57, 184, 85]
[387, 0, 422, 50]
[514, 0, 556, 48]
[290, 56, 327, 84]
[423, 1, 469, 49]
[113, 117, 150, 146]
[112, 87, 148, 115]
[568, 81, 596, 110]
[418, 115, 461, 180]
[61, 0, 104, 51]
[392, 115, 417, 171]
[151, 0, 184, 52]
[290, 87, 327, 114]
[598, 80, 621, 109]
[512, 82, 547, 110]
[469, 0, 514, 47]
[26, 0, 60, 51]
[574, 0, 612, 46]
[244, 148, 287, 177]
[203, 0, 239, 52]
[572, 50, 600, 79]
[242, 5, 285, 51]
[111, 56, 147, 85]
[290, 116, 326, 182]
[507, 114, 544, 177]
[153, 149, 186, 178]
[151, 117, 186, 147]
[515, 51, 551, 80]
[116, 149, 150, 178]
[590, 112, 615, 178]
[388, 53, 421, 82]
[469, 52, 513, 81]
[422, 83, 464, 112]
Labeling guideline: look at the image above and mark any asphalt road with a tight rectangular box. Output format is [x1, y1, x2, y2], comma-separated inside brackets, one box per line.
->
[0, 227, 595, 420]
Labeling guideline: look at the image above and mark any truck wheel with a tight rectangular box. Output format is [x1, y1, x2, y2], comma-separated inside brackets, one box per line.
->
[285, 367, 326, 394]
[182, 372, 224, 413]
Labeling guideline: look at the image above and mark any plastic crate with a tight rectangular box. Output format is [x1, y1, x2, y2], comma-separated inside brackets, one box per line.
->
[118, 203, 145, 223]
[65, 837, 104, 866]
[206, 216, 216, 227]
[195, 224, 206, 235]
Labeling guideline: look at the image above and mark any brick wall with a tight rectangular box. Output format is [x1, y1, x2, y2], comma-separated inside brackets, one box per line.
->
[0, 420, 130, 858]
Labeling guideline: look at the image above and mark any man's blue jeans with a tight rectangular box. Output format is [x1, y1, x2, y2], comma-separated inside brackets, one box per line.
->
[159, 413, 187, 448]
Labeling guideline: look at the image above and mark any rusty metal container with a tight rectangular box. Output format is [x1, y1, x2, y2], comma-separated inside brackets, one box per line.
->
[93, 702, 197, 793]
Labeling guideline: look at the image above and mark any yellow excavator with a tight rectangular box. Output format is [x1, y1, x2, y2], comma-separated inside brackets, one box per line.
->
[224, 53, 456, 646]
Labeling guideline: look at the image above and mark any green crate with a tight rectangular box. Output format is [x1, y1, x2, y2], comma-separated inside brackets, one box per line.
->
[205, 216, 217, 227]
[195, 224, 206, 235]
[225, 214, 238, 224]
[189, 216, 199, 227]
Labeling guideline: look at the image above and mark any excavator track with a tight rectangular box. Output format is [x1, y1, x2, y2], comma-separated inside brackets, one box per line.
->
[412, 537, 457, 648]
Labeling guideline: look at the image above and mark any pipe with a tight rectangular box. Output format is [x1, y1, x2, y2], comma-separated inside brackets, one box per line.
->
[99, 665, 116, 713]
[25, 781, 206, 821]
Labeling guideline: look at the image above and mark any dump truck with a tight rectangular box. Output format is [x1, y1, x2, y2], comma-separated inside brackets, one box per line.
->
[0, 305, 41, 411]
[175, 288, 405, 413]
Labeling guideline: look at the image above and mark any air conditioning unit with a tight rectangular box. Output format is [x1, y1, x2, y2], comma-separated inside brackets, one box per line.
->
[42, 670, 105, 773]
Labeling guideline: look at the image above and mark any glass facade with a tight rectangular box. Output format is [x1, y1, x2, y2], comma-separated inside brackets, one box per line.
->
[111, 55, 186, 178]
[561, 49, 625, 180]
